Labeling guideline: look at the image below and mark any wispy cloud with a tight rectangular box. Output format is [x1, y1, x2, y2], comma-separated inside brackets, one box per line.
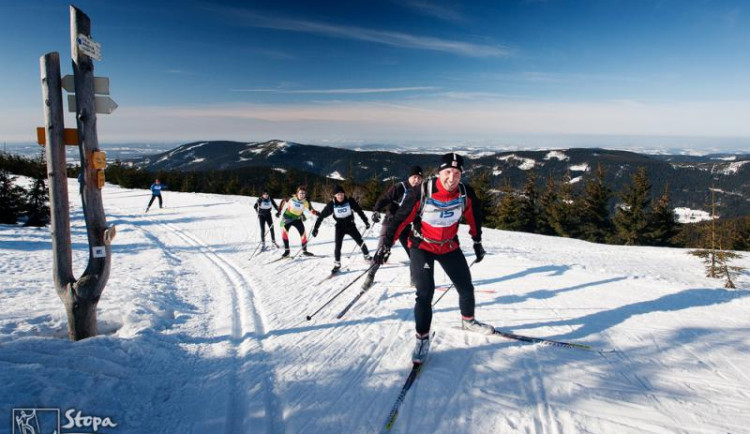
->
[165, 69, 196, 75]
[209, 6, 511, 58]
[230, 86, 438, 94]
[401, 1, 467, 23]
[481, 71, 644, 84]
[241, 47, 297, 61]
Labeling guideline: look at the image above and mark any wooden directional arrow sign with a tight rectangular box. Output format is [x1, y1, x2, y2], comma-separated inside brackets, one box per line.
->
[67, 94, 118, 115]
[61, 75, 110, 95]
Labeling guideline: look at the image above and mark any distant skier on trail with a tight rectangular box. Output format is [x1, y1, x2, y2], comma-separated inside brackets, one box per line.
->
[373, 153, 490, 364]
[311, 185, 372, 273]
[276, 186, 319, 258]
[361, 165, 423, 290]
[253, 189, 280, 250]
[145, 178, 165, 212]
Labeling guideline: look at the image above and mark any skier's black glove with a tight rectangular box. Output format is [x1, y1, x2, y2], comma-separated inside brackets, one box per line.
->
[373, 245, 390, 265]
[275, 212, 281, 217]
[365, 222, 371, 230]
[312, 228, 318, 238]
[473, 242, 486, 263]
[371, 212, 381, 223]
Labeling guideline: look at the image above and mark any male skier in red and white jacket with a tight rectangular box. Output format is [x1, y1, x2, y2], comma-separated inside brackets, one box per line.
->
[374, 152, 491, 364]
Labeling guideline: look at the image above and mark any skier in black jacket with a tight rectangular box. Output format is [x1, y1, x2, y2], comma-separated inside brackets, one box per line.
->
[312, 185, 372, 273]
[361, 165, 423, 289]
[253, 189, 280, 249]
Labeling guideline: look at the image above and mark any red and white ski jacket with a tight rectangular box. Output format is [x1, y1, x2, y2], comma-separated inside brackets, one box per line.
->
[386, 177, 483, 255]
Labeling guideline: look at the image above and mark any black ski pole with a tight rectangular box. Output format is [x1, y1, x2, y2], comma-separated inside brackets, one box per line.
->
[342, 224, 375, 265]
[431, 258, 477, 308]
[306, 263, 377, 321]
[248, 227, 270, 261]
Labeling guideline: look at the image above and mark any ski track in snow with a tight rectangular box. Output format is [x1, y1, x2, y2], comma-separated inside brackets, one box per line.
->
[135, 210, 285, 433]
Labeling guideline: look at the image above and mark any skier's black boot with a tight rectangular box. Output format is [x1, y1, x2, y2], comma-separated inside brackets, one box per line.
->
[362, 273, 374, 290]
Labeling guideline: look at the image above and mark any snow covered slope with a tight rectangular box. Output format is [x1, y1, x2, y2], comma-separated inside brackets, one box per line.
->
[1, 181, 749, 433]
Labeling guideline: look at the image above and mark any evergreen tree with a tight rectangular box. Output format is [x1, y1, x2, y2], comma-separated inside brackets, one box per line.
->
[579, 164, 612, 243]
[180, 172, 198, 192]
[689, 190, 745, 288]
[547, 171, 579, 238]
[224, 176, 241, 195]
[738, 217, 750, 251]
[469, 170, 497, 227]
[647, 184, 679, 246]
[613, 167, 651, 245]
[518, 171, 539, 233]
[361, 175, 384, 210]
[495, 179, 524, 231]
[0, 169, 26, 224]
[538, 176, 558, 235]
[24, 150, 50, 227]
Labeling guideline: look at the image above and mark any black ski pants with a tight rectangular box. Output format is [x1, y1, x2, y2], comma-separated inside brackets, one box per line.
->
[147, 194, 162, 209]
[281, 218, 307, 250]
[258, 213, 276, 242]
[334, 224, 368, 262]
[411, 247, 475, 335]
[367, 216, 411, 279]
[376, 215, 410, 256]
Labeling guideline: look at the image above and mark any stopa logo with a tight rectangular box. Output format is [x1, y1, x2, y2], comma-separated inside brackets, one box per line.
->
[62, 409, 118, 432]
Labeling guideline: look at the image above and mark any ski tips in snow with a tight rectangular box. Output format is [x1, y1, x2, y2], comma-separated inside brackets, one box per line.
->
[381, 331, 435, 432]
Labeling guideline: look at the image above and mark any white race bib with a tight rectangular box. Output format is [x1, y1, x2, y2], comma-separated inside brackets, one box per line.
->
[334, 203, 353, 218]
[420, 198, 463, 228]
[289, 198, 305, 213]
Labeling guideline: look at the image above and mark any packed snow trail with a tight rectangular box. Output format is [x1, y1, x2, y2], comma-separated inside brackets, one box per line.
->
[1, 180, 750, 433]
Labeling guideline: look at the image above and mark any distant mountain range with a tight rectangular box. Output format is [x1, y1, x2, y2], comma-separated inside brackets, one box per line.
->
[132, 140, 750, 217]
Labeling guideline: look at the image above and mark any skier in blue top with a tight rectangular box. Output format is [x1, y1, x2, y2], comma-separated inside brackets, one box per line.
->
[145, 179, 165, 212]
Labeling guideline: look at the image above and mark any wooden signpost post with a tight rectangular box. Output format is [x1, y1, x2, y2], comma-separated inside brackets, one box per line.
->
[40, 5, 117, 340]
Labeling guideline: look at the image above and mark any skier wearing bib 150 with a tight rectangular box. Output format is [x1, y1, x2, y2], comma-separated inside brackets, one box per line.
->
[361, 165, 423, 290]
[374, 153, 491, 364]
[276, 186, 319, 258]
[253, 189, 280, 249]
[311, 185, 372, 273]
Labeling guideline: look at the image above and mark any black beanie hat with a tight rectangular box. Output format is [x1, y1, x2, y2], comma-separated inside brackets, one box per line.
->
[409, 165, 423, 177]
[438, 152, 464, 172]
[334, 185, 345, 195]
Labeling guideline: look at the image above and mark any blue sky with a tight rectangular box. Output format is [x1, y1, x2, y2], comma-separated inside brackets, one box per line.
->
[1, 0, 749, 150]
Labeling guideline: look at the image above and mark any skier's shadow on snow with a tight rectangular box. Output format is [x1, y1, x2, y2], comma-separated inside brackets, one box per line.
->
[482, 276, 628, 305]
[472, 265, 571, 288]
[513, 287, 750, 342]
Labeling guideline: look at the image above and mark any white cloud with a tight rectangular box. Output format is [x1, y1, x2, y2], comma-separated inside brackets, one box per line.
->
[401, 1, 467, 23]
[210, 7, 511, 58]
[230, 86, 438, 94]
